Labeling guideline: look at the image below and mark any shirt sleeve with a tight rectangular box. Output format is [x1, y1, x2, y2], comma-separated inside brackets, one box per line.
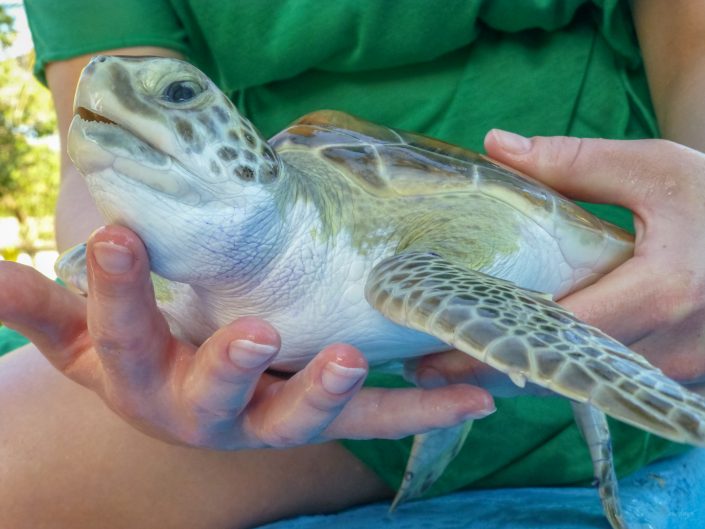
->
[25, 0, 189, 84]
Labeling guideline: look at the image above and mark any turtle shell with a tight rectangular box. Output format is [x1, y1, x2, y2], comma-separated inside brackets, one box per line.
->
[271, 110, 545, 195]
[269, 110, 622, 239]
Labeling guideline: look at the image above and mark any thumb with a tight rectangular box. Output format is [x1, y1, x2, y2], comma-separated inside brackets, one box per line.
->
[483, 130, 698, 216]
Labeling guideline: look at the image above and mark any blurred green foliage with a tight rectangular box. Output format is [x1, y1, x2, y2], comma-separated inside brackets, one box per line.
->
[0, 5, 59, 255]
[0, 5, 14, 48]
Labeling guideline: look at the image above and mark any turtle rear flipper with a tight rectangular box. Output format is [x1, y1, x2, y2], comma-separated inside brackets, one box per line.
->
[572, 402, 627, 529]
[365, 250, 705, 528]
[365, 250, 705, 445]
[393, 406, 628, 529]
[390, 422, 473, 511]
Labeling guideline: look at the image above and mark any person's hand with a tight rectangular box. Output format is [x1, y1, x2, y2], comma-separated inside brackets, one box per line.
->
[0, 225, 494, 449]
[416, 132, 705, 392]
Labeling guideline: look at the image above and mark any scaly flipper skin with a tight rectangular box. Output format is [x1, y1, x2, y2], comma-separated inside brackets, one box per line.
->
[365, 251, 705, 446]
[63, 57, 699, 529]
[365, 250, 705, 527]
[390, 422, 474, 511]
[572, 402, 626, 529]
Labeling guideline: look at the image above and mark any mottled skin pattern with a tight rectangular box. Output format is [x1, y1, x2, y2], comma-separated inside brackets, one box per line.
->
[60, 56, 705, 529]
[78, 56, 279, 186]
[366, 252, 705, 444]
[365, 251, 705, 529]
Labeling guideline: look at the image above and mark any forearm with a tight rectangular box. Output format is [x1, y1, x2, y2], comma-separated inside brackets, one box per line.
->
[633, 0, 705, 150]
[648, 63, 705, 150]
[54, 164, 103, 252]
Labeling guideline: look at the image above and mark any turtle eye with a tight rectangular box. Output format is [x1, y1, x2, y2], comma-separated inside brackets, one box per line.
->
[162, 80, 202, 103]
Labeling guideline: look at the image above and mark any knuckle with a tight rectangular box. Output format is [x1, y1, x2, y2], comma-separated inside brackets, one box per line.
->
[561, 136, 587, 175]
[181, 376, 245, 423]
[184, 392, 233, 422]
[537, 136, 585, 174]
[199, 359, 249, 387]
[259, 421, 311, 448]
[653, 138, 686, 158]
[304, 387, 347, 414]
[54, 331, 92, 374]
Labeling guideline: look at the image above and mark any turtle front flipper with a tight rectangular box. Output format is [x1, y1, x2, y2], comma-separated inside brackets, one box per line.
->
[572, 402, 627, 529]
[391, 422, 473, 511]
[55, 243, 88, 295]
[365, 251, 705, 446]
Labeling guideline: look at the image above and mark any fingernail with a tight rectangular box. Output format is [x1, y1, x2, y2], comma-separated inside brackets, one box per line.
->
[466, 407, 496, 420]
[229, 339, 278, 369]
[492, 129, 532, 154]
[464, 397, 496, 420]
[416, 367, 448, 389]
[322, 362, 366, 394]
[93, 241, 134, 274]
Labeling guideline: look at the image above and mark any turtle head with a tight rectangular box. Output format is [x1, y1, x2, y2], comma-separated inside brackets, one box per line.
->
[68, 55, 283, 284]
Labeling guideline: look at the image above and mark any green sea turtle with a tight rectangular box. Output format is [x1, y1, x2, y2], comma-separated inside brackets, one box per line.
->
[58, 56, 705, 529]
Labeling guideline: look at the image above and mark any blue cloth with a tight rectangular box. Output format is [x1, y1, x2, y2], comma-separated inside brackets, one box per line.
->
[260, 449, 705, 529]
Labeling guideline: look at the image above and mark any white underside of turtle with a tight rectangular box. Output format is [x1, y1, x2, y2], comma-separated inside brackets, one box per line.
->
[150, 198, 591, 372]
[57, 55, 705, 529]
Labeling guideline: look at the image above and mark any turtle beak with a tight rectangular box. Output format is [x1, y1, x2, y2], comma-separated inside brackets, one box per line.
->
[75, 106, 117, 125]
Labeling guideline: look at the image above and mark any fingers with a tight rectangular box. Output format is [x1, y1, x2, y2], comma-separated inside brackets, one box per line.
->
[411, 350, 552, 398]
[182, 317, 280, 419]
[483, 129, 705, 216]
[412, 350, 491, 388]
[557, 259, 655, 343]
[483, 130, 705, 384]
[86, 225, 172, 391]
[0, 260, 87, 366]
[559, 255, 705, 383]
[246, 343, 369, 447]
[558, 252, 704, 358]
[483, 129, 705, 331]
[413, 350, 523, 396]
[327, 381, 495, 440]
[246, 340, 494, 444]
[186, 335, 495, 447]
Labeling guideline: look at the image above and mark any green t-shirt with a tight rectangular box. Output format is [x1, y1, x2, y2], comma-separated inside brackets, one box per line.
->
[27, 0, 659, 232]
[22, 0, 685, 496]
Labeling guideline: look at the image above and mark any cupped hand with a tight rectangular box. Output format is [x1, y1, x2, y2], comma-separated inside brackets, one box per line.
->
[416, 132, 705, 393]
[0, 225, 494, 448]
